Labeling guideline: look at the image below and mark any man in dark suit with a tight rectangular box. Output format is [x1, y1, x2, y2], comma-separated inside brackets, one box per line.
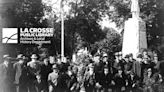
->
[0, 55, 14, 92]
[13, 54, 28, 92]
[113, 69, 127, 92]
[126, 72, 140, 92]
[40, 57, 52, 92]
[100, 66, 113, 92]
[84, 63, 96, 92]
[124, 55, 133, 75]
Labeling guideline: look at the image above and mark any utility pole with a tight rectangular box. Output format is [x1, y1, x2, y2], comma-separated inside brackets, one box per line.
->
[60, 0, 64, 62]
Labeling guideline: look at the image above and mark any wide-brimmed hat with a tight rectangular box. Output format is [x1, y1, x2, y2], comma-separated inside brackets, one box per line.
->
[3, 54, 11, 60]
[114, 52, 119, 56]
[17, 54, 24, 59]
[124, 55, 129, 58]
[147, 68, 152, 72]
[94, 53, 100, 57]
[102, 53, 108, 57]
[137, 54, 143, 58]
[129, 53, 133, 57]
[31, 54, 38, 59]
[52, 64, 58, 69]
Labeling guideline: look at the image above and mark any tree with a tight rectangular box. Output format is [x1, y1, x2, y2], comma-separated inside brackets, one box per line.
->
[51, 0, 108, 56]
[91, 27, 122, 55]
[6, 0, 48, 28]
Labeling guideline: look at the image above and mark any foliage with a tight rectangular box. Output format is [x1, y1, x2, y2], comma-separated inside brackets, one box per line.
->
[6, 0, 49, 27]
[91, 28, 122, 55]
[51, 0, 109, 56]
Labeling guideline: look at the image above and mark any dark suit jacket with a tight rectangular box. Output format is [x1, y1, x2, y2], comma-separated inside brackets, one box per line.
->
[126, 74, 139, 88]
[99, 73, 113, 88]
[113, 73, 126, 87]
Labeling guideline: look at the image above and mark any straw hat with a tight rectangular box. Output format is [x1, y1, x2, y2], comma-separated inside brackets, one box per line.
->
[3, 54, 11, 60]
[31, 54, 38, 59]
[17, 54, 25, 59]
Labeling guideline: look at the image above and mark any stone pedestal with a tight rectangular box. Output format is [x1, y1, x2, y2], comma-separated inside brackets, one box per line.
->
[122, 17, 147, 58]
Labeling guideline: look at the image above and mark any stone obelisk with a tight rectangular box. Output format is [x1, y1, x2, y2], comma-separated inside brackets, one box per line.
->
[122, 0, 147, 58]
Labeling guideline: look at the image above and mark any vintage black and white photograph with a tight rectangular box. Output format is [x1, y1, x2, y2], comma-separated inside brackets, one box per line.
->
[0, 0, 164, 92]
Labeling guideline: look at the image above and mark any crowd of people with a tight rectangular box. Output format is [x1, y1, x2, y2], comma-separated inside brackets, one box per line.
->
[0, 49, 164, 92]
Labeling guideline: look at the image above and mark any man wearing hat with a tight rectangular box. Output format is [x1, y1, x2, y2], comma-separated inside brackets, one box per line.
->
[99, 65, 113, 92]
[113, 52, 120, 74]
[93, 53, 105, 91]
[13, 54, 28, 92]
[118, 52, 123, 61]
[113, 52, 125, 73]
[84, 63, 96, 92]
[48, 64, 59, 92]
[102, 53, 108, 65]
[0, 54, 14, 92]
[40, 57, 52, 92]
[126, 71, 140, 92]
[129, 53, 136, 62]
[93, 52, 104, 74]
[124, 54, 133, 75]
[27, 54, 41, 92]
[133, 54, 143, 78]
[113, 68, 126, 92]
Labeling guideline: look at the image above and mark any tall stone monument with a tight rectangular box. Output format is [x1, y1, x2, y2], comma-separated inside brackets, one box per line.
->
[122, 0, 147, 58]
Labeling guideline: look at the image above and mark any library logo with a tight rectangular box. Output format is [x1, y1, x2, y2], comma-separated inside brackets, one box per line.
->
[2, 28, 18, 43]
